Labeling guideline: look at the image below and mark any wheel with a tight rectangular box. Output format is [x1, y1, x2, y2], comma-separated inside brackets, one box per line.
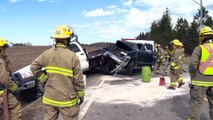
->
[104, 63, 116, 75]
[100, 57, 107, 74]
[126, 61, 134, 76]
[101, 65, 107, 74]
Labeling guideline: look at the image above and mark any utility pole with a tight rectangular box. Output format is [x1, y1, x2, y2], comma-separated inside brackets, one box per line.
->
[192, 0, 203, 25]
[200, 0, 203, 25]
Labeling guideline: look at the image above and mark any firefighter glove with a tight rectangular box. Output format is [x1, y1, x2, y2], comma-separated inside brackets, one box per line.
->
[78, 97, 84, 105]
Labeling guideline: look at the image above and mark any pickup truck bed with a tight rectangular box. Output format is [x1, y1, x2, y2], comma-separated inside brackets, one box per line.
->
[88, 49, 106, 59]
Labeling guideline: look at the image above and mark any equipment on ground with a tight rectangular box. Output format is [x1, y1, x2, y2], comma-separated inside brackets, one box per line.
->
[141, 66, 151, 83]
[159, 76, 165, 86]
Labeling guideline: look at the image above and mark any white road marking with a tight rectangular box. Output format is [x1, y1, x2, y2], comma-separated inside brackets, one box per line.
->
[78, 79, 106, 120]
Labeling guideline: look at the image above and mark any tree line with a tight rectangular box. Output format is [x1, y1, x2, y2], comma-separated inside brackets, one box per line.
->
[136, 7, 213, 55]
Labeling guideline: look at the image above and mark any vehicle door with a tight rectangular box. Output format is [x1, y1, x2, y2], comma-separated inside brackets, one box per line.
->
[137, 43, 154, 65]
[69, 42, 89, 71]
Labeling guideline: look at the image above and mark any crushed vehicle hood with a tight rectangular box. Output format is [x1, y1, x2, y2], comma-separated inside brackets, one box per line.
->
[116, 40, 139, 52]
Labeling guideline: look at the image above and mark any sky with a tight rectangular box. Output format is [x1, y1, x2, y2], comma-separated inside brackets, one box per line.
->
[0, 0, 213, 45]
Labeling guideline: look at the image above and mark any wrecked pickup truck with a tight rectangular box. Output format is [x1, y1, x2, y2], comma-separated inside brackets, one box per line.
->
[101, 40, 155, 76]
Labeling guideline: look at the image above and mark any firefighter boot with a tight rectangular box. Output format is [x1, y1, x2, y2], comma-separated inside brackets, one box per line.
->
[177, 82, 185, 88]
[167, 86, 176, 90]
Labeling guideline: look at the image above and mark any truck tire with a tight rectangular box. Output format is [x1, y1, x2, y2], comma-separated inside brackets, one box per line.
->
[104, 63, 116, 75]
[100, 57, 107, 74]
[101, 65, 107, 74]
[126, 60, 134, 76]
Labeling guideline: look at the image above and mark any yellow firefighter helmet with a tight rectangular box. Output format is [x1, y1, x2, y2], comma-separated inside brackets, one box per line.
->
[179, 42, 183, 47]
[198, 25, 213, 44]
[0, 38, 11, 48]
[171, 39, 181, 46]
[0, 38, 7, 47]
[51, 24, 74, 39]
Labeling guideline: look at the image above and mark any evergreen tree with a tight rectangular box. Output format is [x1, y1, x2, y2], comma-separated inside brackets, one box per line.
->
[174, 18, 189, 48]
[185, 20, 198, 55]
[149, 8, 173, 46]
[158, 8, 173, 46]
[186, 7, 213, 54]
[150, 20, 160, 43]
[194, 7, 213, 26]
[135, 7, 212, 55]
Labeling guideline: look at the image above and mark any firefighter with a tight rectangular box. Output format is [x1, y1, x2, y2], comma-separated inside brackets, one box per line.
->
[154, 44, 166, 75]
[0, 38, 22, 120]
[167, 39, 183, 90]
[30, 25, 85, 120]
[177, 42, 185, 88]
[188, 25, 213, 120]
[164, 45, 171, 75]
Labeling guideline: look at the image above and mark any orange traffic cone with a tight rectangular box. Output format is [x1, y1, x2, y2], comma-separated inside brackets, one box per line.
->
[159, 76, 165, 86]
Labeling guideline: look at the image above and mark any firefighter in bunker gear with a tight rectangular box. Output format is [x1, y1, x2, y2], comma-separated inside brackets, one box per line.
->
[30, 25, 85, 120]
[188, 25, 213, 120]
[167, 39, 183, 90]
[164, 45, 171, 75]
[154, 44, 166, 75]
[177, 42, 185, 88]
[0, 38, 22, 120]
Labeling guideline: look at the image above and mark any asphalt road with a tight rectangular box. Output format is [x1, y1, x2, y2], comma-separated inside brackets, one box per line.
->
[79, 70, 210, 120]
[21, 70, 210, 120]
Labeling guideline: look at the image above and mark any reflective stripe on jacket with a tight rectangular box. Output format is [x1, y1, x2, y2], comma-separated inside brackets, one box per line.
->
[0, 90, 4, 95]
[0, 56, 18, 94]
[45, 66, 73, 77]
[199, 43, 213, 75]
[170, 47, 182, 70]
[189, 42, 213, 86]
[30, 45, 85, 107]
[156, 47, 165, 62]
[37, 72, 48, 84]
[42, 96, 78, 107]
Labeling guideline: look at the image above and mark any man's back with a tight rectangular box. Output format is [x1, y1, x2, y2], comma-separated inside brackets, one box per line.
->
[31, 46, 84, 101]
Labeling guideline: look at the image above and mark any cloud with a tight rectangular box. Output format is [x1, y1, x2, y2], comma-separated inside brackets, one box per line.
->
[79, 0, 213, 43]
[9, 0, 21, 3]
[49, 0, 62, 3]
[106, 5, 117, 9]
[124, 8, 160, 29]
[83, 5, 128, 17]
[83, 8, 115, 17]
[123, 0, 133, 7]
[207, 4, 213, 10]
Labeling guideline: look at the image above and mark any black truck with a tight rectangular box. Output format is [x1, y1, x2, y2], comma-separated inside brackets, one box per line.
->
[101, 40, 156, 76]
